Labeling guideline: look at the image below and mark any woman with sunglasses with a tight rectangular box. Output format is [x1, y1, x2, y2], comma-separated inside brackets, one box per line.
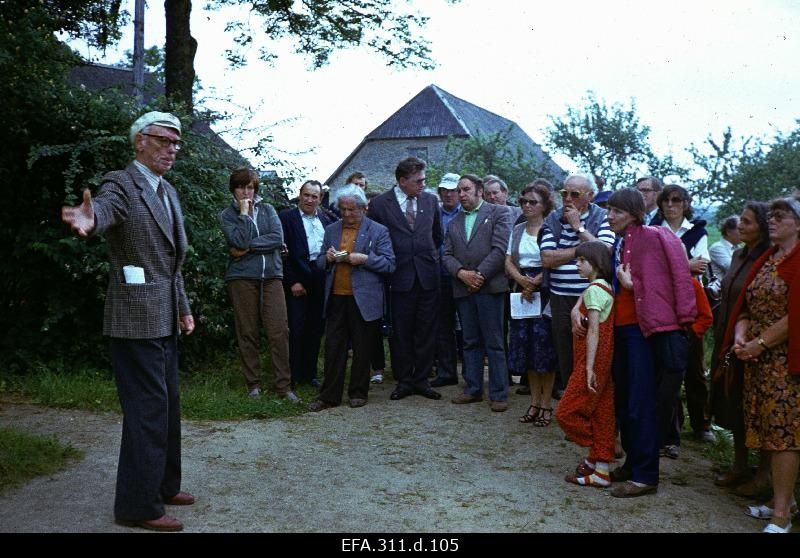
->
[722, 196, 800, 533]
[505, 182, 558, 426]
[655, 184, 714, 455]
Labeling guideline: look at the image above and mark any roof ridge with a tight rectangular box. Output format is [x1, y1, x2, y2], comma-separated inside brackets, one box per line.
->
[430, 84, 470, 136]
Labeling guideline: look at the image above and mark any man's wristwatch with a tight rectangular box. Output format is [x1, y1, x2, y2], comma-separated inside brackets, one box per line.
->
[757, 338, 769, 351]
[577, 226, 586, 234]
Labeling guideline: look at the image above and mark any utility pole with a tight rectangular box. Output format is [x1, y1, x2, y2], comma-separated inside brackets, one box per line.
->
[133, 0, 145, 107]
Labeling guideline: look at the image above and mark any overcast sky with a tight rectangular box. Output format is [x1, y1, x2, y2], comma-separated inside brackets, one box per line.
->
[73, 0, 800, 191]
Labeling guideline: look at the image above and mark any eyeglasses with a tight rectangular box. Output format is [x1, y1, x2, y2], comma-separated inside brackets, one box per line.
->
[518, 198, 540, 206]
[560, 189, 586, 200]
[637, 188, 656, 194]
[768, 210, 793, 221]
[142, 133, 183, 150]
[663, 196, 684, 205]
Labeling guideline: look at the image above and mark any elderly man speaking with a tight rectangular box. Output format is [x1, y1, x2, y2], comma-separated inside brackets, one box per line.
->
[61, 112, 195, 532]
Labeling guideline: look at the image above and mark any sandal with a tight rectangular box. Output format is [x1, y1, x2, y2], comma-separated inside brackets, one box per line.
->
[575, 460, 595, 477]
[564, 473, 610, 488]
[533, 407, 553, 427]
[519, 405, 540, 423]
[746, 502, 798, 520]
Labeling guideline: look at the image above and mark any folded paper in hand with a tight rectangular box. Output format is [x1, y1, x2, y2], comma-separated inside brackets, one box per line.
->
[510, 291, 541, 319]
[123, 265, 145, 284]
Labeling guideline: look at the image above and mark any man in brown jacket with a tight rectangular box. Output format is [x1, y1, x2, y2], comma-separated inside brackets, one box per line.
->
[61, 111, 195, 532]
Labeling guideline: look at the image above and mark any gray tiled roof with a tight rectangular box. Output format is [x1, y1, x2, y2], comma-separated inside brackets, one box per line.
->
[69, 62, 164, 102]
[68, 62, 246, 166]
[331, 84, 564, 183]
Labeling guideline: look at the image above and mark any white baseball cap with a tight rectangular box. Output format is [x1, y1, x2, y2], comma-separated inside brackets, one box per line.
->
[438, 173, 460, 190]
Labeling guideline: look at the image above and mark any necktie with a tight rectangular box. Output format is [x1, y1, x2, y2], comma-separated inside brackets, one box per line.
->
[157, 180, 173, 227]
[404, 196, 415, 230]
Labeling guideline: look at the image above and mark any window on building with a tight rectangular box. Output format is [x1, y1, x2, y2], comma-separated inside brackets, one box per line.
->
[407, 147, 428, 161]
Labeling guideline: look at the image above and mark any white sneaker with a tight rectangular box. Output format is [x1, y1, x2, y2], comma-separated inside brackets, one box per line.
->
[283, 391, 301, 403]
[370, 373, 383, 384]
[248, 388, 261, 399]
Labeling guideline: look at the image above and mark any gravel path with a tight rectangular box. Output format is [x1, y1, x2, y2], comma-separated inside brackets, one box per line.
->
[0, 380, 768, 533]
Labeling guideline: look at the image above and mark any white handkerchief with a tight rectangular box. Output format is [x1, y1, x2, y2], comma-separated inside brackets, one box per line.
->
[123, 265, 145, 284]
[510, 292, 541, 319]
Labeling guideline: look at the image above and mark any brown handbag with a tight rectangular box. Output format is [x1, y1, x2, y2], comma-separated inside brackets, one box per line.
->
[712, 349, 736, 397]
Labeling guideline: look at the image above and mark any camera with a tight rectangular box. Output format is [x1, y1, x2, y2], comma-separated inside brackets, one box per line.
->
[333, 250, 349, 262]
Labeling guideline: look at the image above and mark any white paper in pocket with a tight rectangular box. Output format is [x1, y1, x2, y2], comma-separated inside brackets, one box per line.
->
[123, 265, 145, 284]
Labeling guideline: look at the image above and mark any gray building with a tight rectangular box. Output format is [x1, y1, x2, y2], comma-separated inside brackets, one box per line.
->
[325, 84, 564, 191]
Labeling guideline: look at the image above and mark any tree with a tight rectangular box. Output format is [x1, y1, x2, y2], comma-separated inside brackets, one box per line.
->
[0, 5, 254, 371]
[429, 128, 560, 198]
[165, 0, 197, 112]
[545, 91, 687, 189]
[0, 0, 127, 50]
[165, 0, 444, 112]
[699, 124, 800, 220]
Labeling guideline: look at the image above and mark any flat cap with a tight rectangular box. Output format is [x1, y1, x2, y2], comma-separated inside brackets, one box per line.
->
[129, 111, 181, 144]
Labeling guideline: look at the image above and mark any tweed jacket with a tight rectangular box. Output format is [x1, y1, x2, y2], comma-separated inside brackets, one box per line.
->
[93, 162, 191, 339]
[279, 206, 336, 288]
[442, 201, 512, 299]
[367, 187, 442, 292]
[315, 217, 396, 322]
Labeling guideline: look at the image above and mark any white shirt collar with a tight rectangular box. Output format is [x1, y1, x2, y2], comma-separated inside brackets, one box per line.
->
[133, 160, 160, 191]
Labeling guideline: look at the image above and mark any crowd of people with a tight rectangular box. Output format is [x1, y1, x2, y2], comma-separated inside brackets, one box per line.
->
[62, 111, 798, 532]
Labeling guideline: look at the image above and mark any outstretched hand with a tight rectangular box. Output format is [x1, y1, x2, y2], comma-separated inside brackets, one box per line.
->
[61, 189, 95, 237]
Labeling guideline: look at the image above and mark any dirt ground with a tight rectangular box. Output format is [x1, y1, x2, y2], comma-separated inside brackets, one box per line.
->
[0, 378, 774, 534]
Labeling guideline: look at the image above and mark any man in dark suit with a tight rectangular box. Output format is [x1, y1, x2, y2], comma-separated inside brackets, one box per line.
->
[443, 175, 512, 412]
[368, 157, 443, 401]
[61, 112, 195, 532]
[279, 180, 336, 388]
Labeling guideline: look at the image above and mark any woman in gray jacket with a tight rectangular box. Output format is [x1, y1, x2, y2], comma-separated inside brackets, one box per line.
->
[219, 168, 296, 401]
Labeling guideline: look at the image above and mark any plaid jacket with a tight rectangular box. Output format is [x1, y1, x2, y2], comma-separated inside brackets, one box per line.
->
[93, 162, 191, 339]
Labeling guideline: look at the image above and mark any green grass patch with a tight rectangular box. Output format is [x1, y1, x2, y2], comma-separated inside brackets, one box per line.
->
[0, 351, 315, 421]
[0, 427, 83, 494]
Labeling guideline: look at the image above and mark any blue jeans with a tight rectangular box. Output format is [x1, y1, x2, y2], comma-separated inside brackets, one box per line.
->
[456, 292, 509, 402]
[613, 324, 659, 486]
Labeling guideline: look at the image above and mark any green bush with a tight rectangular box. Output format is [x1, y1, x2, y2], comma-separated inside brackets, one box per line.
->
[0, 11, 284, 372]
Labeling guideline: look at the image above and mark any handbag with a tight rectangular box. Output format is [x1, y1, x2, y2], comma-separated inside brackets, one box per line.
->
[712, 348, 736, 397]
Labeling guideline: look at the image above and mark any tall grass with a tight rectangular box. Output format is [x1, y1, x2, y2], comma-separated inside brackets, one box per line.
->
[0, 427, 83, 494]
[0, 351, 314, 421]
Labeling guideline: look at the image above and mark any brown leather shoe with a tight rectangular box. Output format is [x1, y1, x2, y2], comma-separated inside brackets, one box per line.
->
[451, 393, 483, 404]
[610, 466, 632, 482]
[165, 491, 195, 506]
[117, 514, 183, 532]
[490, 400, 509, 412]
[349, 398, 367, 408]
[610, 481, 657, 498]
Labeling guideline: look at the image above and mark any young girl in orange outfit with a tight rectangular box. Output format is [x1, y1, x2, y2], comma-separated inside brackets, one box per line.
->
[556, 240, 616, 487]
